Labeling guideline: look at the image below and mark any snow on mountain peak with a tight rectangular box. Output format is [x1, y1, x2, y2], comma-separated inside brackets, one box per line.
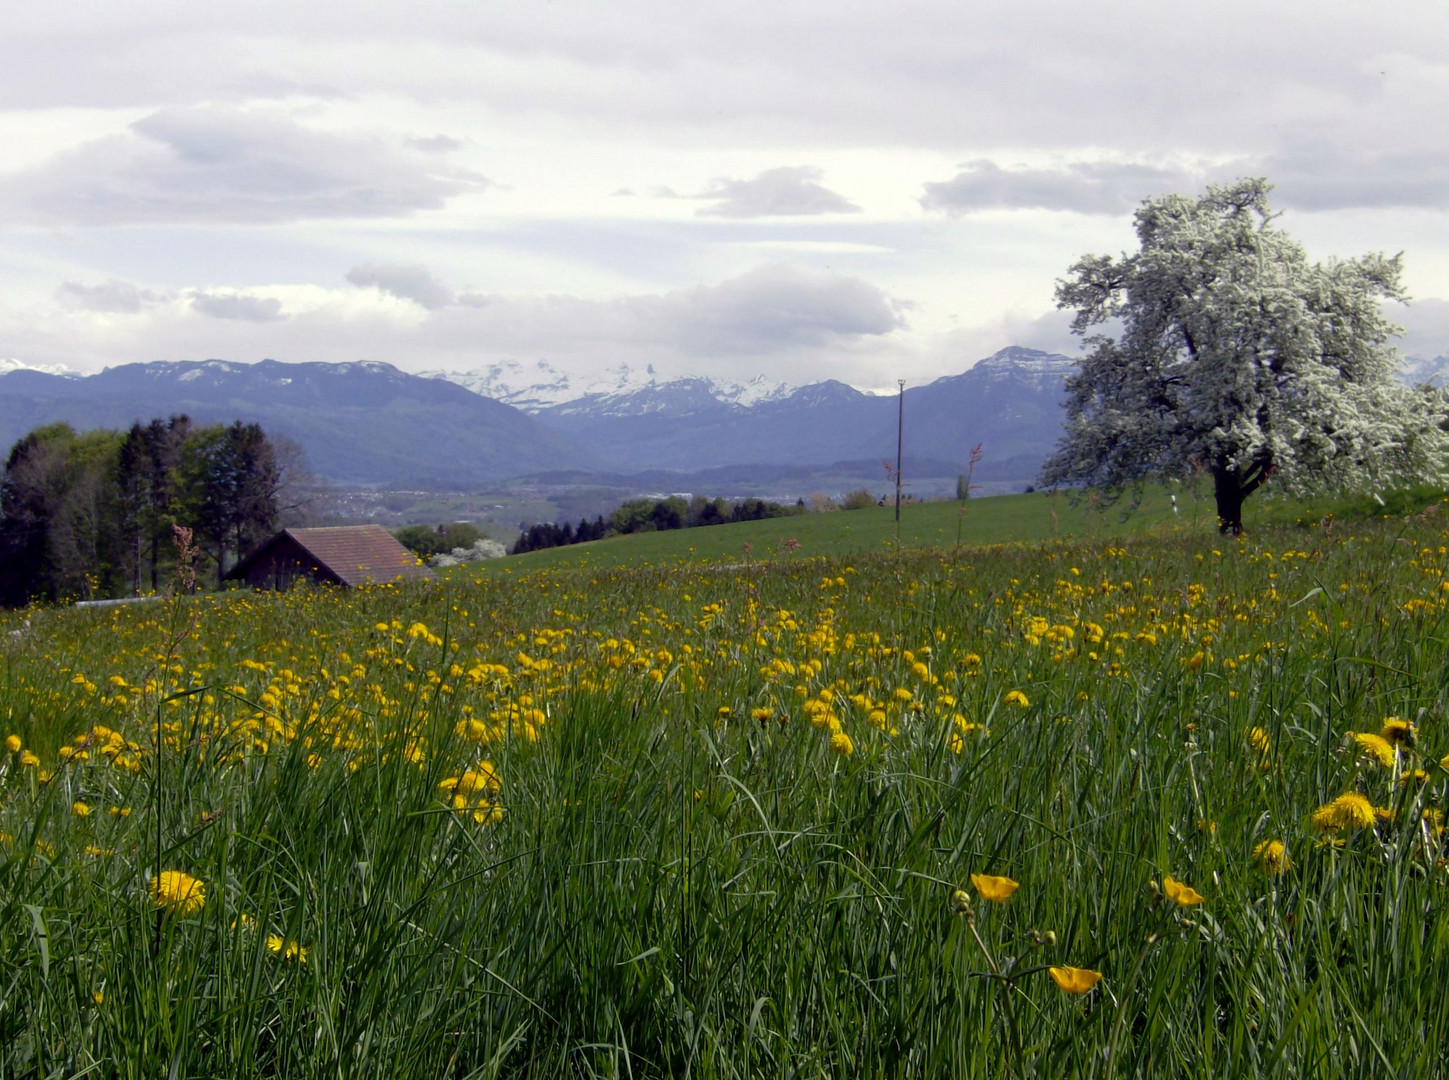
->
[423, 360, 792, 413]
[0, 358, 75, 377]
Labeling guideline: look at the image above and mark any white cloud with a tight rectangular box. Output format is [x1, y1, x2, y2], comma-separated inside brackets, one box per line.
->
[695, 166, 860, 218]
[0, 107, 484, 226]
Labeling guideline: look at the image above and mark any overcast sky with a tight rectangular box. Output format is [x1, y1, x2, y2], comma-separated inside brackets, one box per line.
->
[1, 1, 1447, 390]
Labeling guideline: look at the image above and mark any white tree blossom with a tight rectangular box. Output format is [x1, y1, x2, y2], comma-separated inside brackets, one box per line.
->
[1042, 178, 1449, 533]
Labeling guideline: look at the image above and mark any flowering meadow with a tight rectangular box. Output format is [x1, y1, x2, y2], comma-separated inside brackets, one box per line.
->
[3, 509, 1449, 1077]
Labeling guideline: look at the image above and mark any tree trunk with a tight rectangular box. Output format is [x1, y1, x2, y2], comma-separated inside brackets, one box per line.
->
[1213, 467, 1245, 535]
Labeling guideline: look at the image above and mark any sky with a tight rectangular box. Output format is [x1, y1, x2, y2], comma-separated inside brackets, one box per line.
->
[1, 0, 1447, 392]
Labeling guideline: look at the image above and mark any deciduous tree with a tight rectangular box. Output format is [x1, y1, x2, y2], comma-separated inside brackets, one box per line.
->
[1041, 178, 1448, 533]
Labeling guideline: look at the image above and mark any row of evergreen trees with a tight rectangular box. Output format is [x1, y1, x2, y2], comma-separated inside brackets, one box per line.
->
[0, 416, 301, 607]
[510, 495, 799, 555]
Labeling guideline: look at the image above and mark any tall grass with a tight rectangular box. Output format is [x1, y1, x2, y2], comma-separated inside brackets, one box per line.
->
[2, 512, 1449, 1076]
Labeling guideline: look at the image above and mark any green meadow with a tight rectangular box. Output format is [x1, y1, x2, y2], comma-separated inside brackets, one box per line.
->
[2, 488, 1449, 1077]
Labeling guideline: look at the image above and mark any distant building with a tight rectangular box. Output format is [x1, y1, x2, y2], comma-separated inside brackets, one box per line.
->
[225, 525, 436, 590]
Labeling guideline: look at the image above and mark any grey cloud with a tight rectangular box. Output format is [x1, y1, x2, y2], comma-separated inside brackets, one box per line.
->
[0, 107, 483, 226]
[1265, 145, 1449, 212]
[920, 147, 1449, 218]
[190, 292, 285, 322]
[347, 264, 455, 309]
[56, 279, 167, 314]
[407, 134, 463, 154]
[921, 160, 1203, 216]
[430, 262, 904, 358]
[652, 262, 898, 349]
[696, 167, 860, 218]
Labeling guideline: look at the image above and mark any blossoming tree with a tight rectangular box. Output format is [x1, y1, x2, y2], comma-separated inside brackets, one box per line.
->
[1041, 178, 1448, 533]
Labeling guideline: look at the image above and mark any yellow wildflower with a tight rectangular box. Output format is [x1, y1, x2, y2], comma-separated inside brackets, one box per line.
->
[1349, 732, 1397, 767]
[265, 935, 308, 963]
[1003, 690, 1030, 708]
[4, 734, 19, 753]
[1048, 966, 1102, 994]
[150, 870, 206, 916]
[830, 732, 854, 756]
[71, 801, 92, 817]
[970, 873, 1019, 902]
[1380, 717, 1415, 747]
[1162, 876, 1205, 906]
[1311, 792, 1376, 833]
[1251, 839, 1289, 874]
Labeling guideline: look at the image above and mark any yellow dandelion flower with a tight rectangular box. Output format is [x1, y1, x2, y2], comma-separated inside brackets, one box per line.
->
[72, 801, 92, 817]
[1349, 732, 1397, 767]
[1251, 839, 1289, 874]
[1311, 792, 1376, 833]
[265, 934, 308, 962]
[1048, 966, 1102, 994]
[4, 734, 19, 753]
[1003, 690, 1030, 707]
[830, 732, 855, 756]
[970, 873, 1019, 902]
[1162, 876, 1205, 906]
[19, 751, 39, 768]
[1247, 727, 1271, 755]
[150, 870, 206, 916]
[1380, 717, 1415, 747]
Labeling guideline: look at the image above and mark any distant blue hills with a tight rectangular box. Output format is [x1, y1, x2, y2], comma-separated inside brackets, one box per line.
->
[0, 349, 1076, 489]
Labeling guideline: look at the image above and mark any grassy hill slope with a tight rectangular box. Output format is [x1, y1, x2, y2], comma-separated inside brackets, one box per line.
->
[470, 483, 1448, 576]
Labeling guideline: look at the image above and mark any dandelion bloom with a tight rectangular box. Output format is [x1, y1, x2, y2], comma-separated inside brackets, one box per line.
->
[830, 732, 855, 756]
[1247, 727, 1271, 755]
[1048, 966, 1102, 994]
[150, 870, 206, 916]
[1380, 717, 1415, 747]
[266, 935, 309, 962]
[971, 873, 1019, 902]
[1311, 792, 1375, 833]
[1349, 732, 1397, 767]
[1252, 839, 1289, 874]
[71, 801, 92, 817]
[4, 734, 19, 753]
[1003, 690, 1030, 708]
[1162, 876, 1205, 906]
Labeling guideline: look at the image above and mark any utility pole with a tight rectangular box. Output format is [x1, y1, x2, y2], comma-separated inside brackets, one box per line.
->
[894, 379, 905, 522]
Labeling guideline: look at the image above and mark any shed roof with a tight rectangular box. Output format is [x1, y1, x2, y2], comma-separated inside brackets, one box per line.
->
[228, 525, 436, 587]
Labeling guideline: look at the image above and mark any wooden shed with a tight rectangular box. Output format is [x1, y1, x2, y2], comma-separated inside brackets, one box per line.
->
[225, 525, 436, 590]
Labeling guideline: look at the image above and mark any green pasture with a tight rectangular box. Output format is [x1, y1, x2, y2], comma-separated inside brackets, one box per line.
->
[1, 489, 1449, 1076]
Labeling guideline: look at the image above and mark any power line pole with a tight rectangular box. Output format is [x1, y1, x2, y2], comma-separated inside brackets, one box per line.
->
[894, 379, 905, 523]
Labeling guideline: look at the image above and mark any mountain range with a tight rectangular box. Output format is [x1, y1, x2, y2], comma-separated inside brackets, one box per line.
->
[2, 348, 1444, 492]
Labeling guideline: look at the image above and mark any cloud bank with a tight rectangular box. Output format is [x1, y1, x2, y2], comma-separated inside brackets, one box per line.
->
[0, 107, 483, 226]
[695, 166, 861, 218]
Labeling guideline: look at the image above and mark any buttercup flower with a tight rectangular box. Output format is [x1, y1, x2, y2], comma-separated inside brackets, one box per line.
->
[1049, 966, 1102, 994]
[971, 873, 1019, 902]
[1162, 876, 1205, 906]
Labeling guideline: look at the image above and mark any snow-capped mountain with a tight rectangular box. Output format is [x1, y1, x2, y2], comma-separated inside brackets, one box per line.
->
[0, 358, 74, 377]
[421, 358, 791, 414]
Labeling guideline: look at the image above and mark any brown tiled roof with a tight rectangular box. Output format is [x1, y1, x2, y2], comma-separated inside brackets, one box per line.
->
[240, 525, 435, 586]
